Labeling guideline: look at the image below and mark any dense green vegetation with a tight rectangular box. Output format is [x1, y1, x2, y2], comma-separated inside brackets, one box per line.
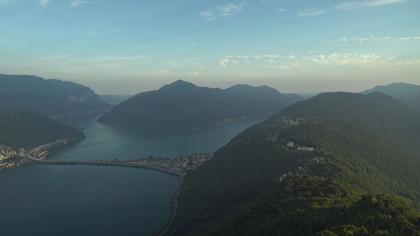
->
[0, 74, 110, 117]
[99, 80, 303, 129]
[224, 177, 420, 236]
[279, 92, 420, 150]
[0, 111, 84, 148]
[364, 83, 420, 113]
[166, 92, 420, 235]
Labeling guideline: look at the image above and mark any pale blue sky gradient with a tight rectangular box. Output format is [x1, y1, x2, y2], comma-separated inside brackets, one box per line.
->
[0, 0, 419, 94]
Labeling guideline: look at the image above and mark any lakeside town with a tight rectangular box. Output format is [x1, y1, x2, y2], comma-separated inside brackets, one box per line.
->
[0, 139, 76, 170]
[124, 153, 213, 177]
[0, 145, 26, 169]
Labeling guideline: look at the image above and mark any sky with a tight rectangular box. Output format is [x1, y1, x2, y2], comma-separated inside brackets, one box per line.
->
[0, 0, 419, 94]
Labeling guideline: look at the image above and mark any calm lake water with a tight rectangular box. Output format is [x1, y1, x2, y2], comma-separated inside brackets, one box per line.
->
[0, 118, 261, 236]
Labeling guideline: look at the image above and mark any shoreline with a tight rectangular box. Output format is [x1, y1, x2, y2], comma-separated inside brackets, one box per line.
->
[25, 144, 213, 236]
[97, 116, 263, 132]
[1, 137, 84, 170]
[28, 158, 186, 236]
[155, 175, 183, 236]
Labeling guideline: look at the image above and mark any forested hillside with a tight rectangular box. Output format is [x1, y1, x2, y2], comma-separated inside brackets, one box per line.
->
[99, 80, 303, 129]
[0, 111, 84, 148]
[166, 92, 420, 235]
[0, 74, 110, 117]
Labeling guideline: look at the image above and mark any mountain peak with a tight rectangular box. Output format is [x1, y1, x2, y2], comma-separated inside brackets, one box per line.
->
[99, 81, 303, 129]
[159, 80, 198, 92]
[173, 79, 195, 86]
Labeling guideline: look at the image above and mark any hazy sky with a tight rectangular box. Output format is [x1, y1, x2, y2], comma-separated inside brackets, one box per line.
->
[0, 0, 419, 94]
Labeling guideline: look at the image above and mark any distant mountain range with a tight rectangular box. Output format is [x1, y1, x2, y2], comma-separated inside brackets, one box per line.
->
[0, 74, 110, 118]
[0, 111, 84, 149]
[363, 82, 420, 113]
[98, 80, 303, 129]
[166, 92, 420, 235]
[1, 74, 420, 233]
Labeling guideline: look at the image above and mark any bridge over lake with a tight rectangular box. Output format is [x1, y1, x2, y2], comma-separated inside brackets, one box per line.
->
[28, 159, 181, 176]
[25, 153, 213, 178]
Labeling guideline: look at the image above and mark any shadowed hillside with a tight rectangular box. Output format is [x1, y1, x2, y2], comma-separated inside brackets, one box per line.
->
[0, 111, 84, 149]
[99, 80, 303, 129]
[0, 74, 110, 118]
[165, 92, 420, 236]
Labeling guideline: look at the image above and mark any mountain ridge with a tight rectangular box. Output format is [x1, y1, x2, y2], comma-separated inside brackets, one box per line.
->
[0, 74, 110, 118]
[99, 80, 303, 129]
[363, 82, 420, 113]
[0, 110, 84, 149]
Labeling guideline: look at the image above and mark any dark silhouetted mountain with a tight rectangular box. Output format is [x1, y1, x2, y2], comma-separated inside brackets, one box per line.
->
[363, 82, 420, 113]
[0, 74, 110, 117]
[165, 92, 420, 236]
[98, 80, 303, 129]
[0, 111, 84, 148]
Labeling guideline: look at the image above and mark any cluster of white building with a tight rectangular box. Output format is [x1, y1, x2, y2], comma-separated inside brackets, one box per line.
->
[0, 145, 27, 169]
[286, 141, 315, 152]
[0, 145, 25, 160]
[276, 116, 307, 127]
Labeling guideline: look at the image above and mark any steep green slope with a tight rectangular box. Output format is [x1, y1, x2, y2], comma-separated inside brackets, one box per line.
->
[279, 92, 420, 150]
[224, 177, 420, 236]
[165, 92, 420, 236]
[0, 74, 110, 117]
[364, 83, 420, 113]
[0, 111, 84, 148]
[98, 80, 303, 129]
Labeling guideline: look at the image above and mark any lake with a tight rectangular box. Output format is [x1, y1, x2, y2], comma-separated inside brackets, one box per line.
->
[0, 118, 261, 236]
